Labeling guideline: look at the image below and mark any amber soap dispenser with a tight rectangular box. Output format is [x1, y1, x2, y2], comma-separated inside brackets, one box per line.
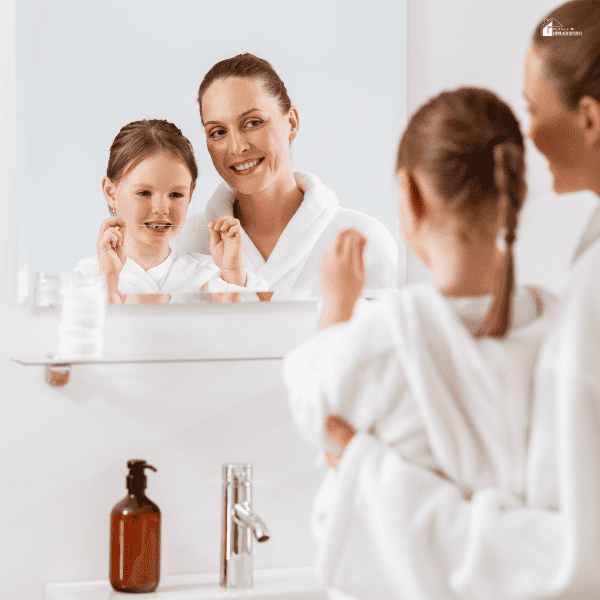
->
[110, 460, 161, 593]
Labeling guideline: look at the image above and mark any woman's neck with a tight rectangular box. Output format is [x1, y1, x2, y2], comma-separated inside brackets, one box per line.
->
[234, 171, 304, 260]
[125, 240, 171, 271]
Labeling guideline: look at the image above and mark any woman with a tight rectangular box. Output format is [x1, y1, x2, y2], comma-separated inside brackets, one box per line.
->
[169, 54, 398, 293]
[289, 2, 600, 598]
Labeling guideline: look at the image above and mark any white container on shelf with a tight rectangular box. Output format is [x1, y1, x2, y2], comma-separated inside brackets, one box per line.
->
[56, 273, 106, 360]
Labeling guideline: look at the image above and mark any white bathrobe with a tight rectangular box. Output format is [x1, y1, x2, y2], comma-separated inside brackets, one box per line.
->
[169, 172, 398, 293]
[73, 251, 268, 294]
[283, 284, 561, 600]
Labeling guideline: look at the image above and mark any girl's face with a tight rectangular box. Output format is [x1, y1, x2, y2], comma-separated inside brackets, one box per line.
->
[201, 77, 299, 197]
[104, 150, 194, 248]
[523, 45, 588, 194]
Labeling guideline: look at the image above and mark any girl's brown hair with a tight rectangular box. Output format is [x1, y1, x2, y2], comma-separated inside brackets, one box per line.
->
[107, 119, 198, 184]
[197, 53, 292, 123]
[533, 1, 600, 109]
[397, 87, 526, 338]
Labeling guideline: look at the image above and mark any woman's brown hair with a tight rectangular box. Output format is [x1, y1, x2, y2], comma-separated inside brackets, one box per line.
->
[533, 0, 600, 109]
[197, 53, 292, 123]
[107, 119, 198, 184]
[397, 87, 526, 337]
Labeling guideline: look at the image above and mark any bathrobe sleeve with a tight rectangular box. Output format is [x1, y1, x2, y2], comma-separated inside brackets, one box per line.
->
[318, 432, 582, 600]
[203, 269, 269, 292]
[283, 299, 408, 452]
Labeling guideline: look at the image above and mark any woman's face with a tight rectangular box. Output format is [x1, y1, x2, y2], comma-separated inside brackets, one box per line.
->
[201, 77, 298, 196]
[106, 150, 194, 248]
[523, 45, 588, 194]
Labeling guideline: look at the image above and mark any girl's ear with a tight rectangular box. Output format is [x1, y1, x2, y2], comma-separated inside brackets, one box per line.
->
[102, 176, 118, 211]
[577, 95, 600, 149]
[288, 106, 300, 142]
[397, 168, 425, 219]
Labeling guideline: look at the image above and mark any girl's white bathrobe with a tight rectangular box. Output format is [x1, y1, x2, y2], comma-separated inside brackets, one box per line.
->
[74, 251, 268, 294]
[284, 283, 559, 600]
[169, 172, 398, 293]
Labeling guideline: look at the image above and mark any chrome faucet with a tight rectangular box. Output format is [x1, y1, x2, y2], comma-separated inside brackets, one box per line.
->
[220, 463, 270, 588]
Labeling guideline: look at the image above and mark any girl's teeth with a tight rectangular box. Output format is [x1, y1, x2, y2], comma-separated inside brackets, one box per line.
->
[147, 223, 170, 229]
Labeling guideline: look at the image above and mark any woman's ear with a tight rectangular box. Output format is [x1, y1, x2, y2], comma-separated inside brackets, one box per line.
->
[102, 176, 118, 212]
[577, 96, 600, 149]
[288, 106, 300, 142]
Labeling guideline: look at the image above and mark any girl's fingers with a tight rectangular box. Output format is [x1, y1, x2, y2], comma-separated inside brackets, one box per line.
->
[100, 216, 126, 235]
[106, 231, 119, 249]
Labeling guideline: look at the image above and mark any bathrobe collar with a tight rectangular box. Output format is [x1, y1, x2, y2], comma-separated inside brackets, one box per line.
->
[572, 204, 600, 264]
[204, 172, 339, 287]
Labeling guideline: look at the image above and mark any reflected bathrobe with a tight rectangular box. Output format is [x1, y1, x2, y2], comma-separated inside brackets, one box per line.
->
[73, 251, 268, 294]
[169, 172, 398, 293]
[283, 283, 560, 600]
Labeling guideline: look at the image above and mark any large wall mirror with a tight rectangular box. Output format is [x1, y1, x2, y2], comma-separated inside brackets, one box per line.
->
[17, 0, 407, 304]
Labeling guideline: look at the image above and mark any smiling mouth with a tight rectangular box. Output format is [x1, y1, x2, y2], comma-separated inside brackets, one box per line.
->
[145, 222, 172, 232]
[230, 157, 264, 172]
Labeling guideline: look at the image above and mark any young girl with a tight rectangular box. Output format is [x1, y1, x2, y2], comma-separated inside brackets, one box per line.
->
[74, 119, 267, 302]
[284, 88, 557, 599]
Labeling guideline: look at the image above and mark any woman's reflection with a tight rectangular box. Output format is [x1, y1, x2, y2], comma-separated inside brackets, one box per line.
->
[171, 54, 398, 293]
[73, 120, 267, 303]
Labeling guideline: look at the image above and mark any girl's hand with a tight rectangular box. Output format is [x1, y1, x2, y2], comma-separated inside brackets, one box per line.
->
[318, 228, 368, 329]
[97, 216, 127, 302]
[97, 216, 127, 275]
[209, 216, 246, 286]
[324, 415, 357, 469]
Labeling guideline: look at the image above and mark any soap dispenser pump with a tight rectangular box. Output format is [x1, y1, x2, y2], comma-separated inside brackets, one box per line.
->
[110, 459, 161, 593]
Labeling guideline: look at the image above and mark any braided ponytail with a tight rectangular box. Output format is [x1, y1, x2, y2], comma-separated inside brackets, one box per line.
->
[477, 141, 526, 338]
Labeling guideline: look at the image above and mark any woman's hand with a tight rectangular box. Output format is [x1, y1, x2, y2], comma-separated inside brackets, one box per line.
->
[318, 228, 368, 329]
[97, 216, 127, 302]
[209, 216, 246, 286]
[324, 415, 357, 469]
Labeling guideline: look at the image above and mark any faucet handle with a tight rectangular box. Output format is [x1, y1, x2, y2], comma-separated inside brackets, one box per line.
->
[223, 463, 252, 483]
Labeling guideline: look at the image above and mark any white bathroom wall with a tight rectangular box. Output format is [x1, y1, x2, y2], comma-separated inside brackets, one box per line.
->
[405, 0, 599, 295]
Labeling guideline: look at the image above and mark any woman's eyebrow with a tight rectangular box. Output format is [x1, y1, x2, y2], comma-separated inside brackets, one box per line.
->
[204, 108, 261, 126]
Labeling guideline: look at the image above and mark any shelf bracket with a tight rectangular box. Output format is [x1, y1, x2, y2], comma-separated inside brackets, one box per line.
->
[45, 364, 71, 387]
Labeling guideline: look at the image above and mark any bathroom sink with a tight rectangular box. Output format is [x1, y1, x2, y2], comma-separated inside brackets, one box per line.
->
[45, 566, 329, 600]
